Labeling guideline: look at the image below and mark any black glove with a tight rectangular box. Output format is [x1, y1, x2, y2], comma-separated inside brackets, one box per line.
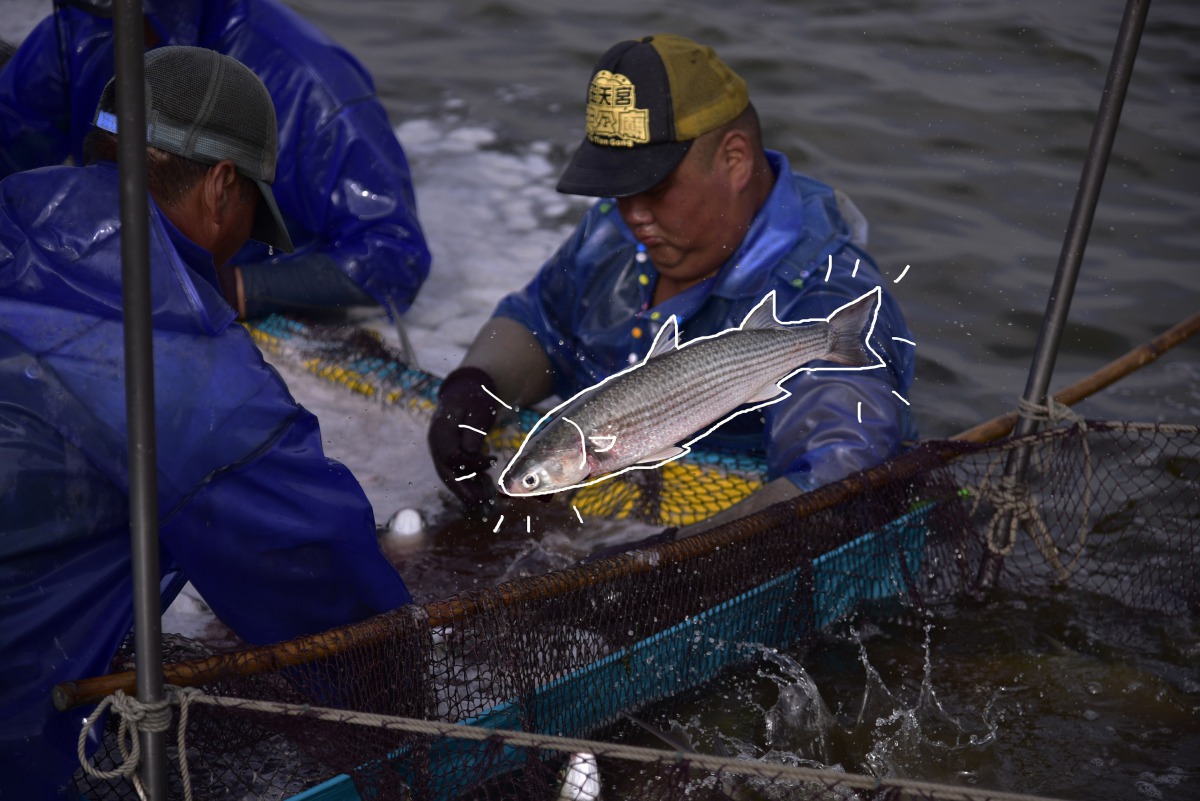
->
[428, 367, 503, 508]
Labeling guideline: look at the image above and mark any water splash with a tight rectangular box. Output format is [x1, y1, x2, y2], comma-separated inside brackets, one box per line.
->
[852, 622, 998, 781]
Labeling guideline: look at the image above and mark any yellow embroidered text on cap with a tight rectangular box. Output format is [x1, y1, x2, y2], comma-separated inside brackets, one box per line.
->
[586, 70, 649, 148]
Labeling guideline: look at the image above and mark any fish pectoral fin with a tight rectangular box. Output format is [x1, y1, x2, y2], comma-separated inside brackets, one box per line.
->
[746, 382, 789, 404]
[587, 435, 617, 453]
[636, 446, 688, 465]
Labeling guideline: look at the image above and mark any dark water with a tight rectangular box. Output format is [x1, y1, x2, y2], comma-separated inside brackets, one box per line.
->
[285, 2, 1200, 798]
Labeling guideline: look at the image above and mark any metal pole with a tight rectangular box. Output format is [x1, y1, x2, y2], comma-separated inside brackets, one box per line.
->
[112, 0, 169, 796]
[975, 0, 1151, 591]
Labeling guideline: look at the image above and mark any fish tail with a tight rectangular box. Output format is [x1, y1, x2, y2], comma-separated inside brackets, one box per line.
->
[823, 289, 879, 367]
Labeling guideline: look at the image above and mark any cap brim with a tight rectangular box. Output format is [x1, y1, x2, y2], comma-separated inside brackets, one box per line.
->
[251, 179, 295, 254]
[556, 137, 692, 198]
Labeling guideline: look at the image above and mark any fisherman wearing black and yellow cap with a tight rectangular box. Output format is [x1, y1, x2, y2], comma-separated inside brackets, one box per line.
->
[430, 34, 917, 527]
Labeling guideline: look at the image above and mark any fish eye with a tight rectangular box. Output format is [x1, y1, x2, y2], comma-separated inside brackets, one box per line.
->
[522, 473, 540, 489]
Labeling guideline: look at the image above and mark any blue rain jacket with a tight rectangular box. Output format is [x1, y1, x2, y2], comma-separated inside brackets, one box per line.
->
[496, 151, 918, 491]
[0, 163, 413, 799]
[0, 0, 431, 314]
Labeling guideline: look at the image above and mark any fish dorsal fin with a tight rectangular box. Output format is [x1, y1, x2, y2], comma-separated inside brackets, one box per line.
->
[645, 316, 680, 361]
[738, 290, 783, 330]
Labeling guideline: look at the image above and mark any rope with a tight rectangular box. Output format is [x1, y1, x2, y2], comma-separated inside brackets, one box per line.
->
[150, 689, 1066, 801]
[77, 682, 1074, 801]
[77, 685, 201, 801]
[962, 418, 1100, 581]
[1016, 396, 1083, 425]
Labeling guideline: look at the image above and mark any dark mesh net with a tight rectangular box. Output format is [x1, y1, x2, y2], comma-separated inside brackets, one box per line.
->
[67, 317, 1198, 801]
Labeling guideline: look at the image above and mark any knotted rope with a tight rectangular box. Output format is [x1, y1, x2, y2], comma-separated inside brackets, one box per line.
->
[967, 415, 1094, 582]
[77, 685, 201, 801]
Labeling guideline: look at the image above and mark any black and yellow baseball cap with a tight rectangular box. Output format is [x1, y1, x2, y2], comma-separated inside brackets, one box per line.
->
[556, 34, 749, 198]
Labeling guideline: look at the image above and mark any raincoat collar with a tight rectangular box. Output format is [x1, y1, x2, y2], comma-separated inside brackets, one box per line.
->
[708, 149, 847, 301]
[631, 150, 852, 323]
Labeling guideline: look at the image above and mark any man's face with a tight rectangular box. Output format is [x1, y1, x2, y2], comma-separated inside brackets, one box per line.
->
[616, 137, 746, 292]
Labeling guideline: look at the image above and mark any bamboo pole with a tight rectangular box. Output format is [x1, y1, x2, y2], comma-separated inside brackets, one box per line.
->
[954, 311, 1200, 444]
[52, 310, 1199, 712]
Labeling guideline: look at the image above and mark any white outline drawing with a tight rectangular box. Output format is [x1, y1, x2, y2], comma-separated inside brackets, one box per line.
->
[588, 435, 617, 453]
[892, 337, 916, 347]
[481, 384, 513, 409]
[499, 287, 886, 497]
[893, 264, 911, 283]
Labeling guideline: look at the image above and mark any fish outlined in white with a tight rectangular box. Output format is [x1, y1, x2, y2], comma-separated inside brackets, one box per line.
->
[499, 287, 886, 497]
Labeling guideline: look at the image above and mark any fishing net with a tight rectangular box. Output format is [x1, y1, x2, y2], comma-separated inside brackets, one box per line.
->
[67, 317, 1198, 801]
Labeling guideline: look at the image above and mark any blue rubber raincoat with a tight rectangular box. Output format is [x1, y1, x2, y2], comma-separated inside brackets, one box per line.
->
[0, 0, 430, 314]
[0, 163, 413, 798]
[495, 151, 918, 491]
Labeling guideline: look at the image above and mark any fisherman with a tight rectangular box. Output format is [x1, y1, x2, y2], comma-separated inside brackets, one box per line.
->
[0, 0, 430, 321]
[429, 34, 917, 527]
[0, 47, 413, 798]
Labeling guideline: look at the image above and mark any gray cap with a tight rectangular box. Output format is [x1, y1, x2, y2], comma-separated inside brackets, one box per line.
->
[93, 46, 294, 254]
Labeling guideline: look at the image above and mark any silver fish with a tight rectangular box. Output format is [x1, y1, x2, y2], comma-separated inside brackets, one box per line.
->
[500, 287, 883, 497]
[557, 751, 601, 801]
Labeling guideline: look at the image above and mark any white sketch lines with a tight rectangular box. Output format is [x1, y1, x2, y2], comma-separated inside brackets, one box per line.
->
[481, 384, 512, 410]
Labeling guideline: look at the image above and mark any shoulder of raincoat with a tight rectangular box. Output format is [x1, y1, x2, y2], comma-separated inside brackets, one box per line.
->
[0, 0, 431, 313]
[494, 150, 918, 491]
[0, 162, 412, 798]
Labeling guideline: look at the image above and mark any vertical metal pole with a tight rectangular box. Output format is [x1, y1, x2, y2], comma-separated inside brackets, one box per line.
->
[975, 0, 1151, 591]
[112, 0, 168, 797]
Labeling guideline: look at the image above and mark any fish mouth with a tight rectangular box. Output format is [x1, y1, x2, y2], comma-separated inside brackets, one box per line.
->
[500, 475, 532, 497]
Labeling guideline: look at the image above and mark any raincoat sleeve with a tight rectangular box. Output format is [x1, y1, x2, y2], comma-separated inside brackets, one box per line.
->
[763, 249, 917, 491]
[157, 393, 413, 646]
[226, 10, 432, 315]
[155, 305, 416, 647]
[492, 204, 629, 398]
[0, 17, 72, 177]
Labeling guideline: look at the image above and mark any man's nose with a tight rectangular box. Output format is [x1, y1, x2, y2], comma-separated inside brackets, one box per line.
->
[617, 194, 652, 226]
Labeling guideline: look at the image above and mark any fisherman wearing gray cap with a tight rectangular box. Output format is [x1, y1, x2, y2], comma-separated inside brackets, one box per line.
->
[0, 47, 412, 798]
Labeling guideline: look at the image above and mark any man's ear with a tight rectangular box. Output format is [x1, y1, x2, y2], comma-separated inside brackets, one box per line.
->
[204, 160, 243, 224]
[719, 129, 754, 193]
